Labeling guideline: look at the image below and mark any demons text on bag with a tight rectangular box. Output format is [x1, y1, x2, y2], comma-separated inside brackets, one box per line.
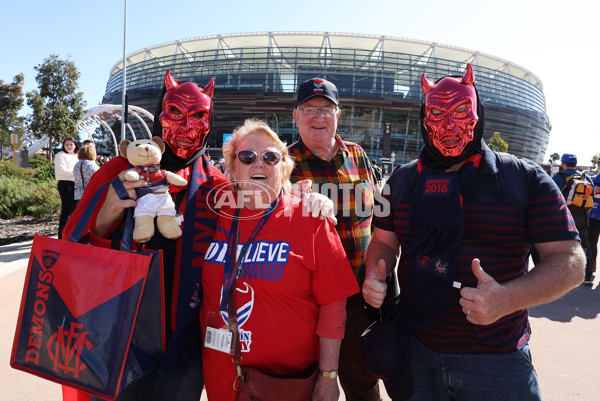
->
[25, 249, 93, 379]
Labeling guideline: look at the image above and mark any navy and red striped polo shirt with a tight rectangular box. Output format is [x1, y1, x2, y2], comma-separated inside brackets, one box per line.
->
[376, 146, 579, 353]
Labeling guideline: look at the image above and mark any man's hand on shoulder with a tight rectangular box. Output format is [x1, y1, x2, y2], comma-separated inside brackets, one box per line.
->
[291, 179, 337, 224]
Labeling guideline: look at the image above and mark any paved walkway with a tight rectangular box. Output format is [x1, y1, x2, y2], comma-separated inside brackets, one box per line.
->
[1, 239, 598, 400]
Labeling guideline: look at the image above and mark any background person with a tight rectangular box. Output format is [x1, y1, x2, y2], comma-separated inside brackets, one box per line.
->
[289, 78, 381, 401]
[371, 159, 383, 186]
[362, 64, 585, 401]
[215, 157, 225, 173]
[73, 144, 99, 206]
[55, 136, 79, 239]
[589, 161, 600, 275]
[552, 153, 595, 284]
[200, 119, 359, 401]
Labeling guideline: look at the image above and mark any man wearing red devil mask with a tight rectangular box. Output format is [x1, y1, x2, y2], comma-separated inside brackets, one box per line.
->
[63, 71, 335, 401]
[362, 64, 585, 400]
[159, 72, 213, 161]
[62, 70, 225, 401]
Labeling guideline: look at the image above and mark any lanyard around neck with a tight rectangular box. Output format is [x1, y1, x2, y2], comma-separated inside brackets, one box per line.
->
[219, 191, 283, 312]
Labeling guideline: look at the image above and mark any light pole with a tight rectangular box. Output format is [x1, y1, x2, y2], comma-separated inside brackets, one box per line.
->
[10, 133, 18, 165]
[121, 0, 127, 142]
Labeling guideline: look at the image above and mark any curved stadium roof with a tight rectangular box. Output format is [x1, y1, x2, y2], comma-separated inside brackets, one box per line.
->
[109, 31, 543, 92]
[102, 31, 550, 163]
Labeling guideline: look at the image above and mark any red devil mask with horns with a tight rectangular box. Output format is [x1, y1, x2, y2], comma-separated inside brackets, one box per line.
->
[421, 64, 478, 158]
[159, 70, 214, 159]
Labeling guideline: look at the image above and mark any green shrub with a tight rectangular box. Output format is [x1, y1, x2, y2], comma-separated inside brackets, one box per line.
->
[0, 160, 35, 180]
[33, 161, 55, 182]
[27, 181, 60, 218]
[29, 154, 51, 169]
[0, 203, 12, 219]
[0, 156, 60, 219]
[29, 155, 56, 183]
[0, 176, 60, 219]
[0, 176, 34, 218]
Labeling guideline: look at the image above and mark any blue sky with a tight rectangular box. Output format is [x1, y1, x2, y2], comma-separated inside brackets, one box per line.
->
[1, 0, 598, 164]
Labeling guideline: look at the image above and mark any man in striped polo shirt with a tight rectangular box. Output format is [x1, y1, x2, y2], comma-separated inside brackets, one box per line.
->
[362, 64, 585, 400]
[289, 78, 381, 401]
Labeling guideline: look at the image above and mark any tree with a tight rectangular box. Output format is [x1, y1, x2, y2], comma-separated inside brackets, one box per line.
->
[548, 152, 560, 165]
[26, 55, 86, 159]
[0, 73, 26, 158]
[488, 131, 508, 153]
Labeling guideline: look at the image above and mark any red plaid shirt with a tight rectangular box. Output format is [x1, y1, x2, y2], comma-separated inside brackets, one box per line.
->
[289, 135, 376, 282]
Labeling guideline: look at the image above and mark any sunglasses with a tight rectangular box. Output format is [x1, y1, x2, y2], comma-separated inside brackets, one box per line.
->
[236, 150, 282, 166]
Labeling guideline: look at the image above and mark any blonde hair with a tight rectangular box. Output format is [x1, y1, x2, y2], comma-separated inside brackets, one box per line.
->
[223, 119, 294, 190]
[77, 144, 97, 161]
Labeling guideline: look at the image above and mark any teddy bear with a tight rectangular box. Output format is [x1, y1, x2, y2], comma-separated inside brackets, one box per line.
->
[119, 136, 188, 243]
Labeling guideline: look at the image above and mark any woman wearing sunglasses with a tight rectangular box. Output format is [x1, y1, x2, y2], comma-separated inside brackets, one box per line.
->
[200, 119, 359, 401]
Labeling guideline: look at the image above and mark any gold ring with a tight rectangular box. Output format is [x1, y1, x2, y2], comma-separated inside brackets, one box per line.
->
[467, 309, 471, 316]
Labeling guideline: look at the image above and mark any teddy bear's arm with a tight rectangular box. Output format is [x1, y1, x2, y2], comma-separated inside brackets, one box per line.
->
[165, 171, 188, 186]
[124, 169, 140, 181]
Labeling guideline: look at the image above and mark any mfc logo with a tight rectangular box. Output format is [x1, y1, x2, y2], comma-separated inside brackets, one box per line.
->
[47, 322, 93, 379]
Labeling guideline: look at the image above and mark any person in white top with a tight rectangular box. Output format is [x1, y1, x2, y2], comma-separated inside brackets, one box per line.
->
[54, 136, 79, 239]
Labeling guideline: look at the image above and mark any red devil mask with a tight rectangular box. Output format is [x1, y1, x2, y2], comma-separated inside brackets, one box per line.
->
[421, 64, 478, 158]
[159, 70, 214, 160]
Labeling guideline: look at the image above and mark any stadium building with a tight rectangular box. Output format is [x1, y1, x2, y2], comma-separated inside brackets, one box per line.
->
[102, 32, 551, 165]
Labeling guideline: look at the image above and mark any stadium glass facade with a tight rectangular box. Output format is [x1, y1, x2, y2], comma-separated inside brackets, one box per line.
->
[102, 32, 551, 164]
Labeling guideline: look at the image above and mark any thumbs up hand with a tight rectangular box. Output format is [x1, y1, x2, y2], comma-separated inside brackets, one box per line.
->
[362, 259, 388, 308]
[459, 258, 506, 325]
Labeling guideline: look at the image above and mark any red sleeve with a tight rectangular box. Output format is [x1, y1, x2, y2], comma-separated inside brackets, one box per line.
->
[62, 157, 131, 241]
[316, 299, 347, 339]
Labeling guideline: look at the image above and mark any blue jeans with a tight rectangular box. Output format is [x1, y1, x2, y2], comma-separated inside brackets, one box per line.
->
[407, 334, 541, 401]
